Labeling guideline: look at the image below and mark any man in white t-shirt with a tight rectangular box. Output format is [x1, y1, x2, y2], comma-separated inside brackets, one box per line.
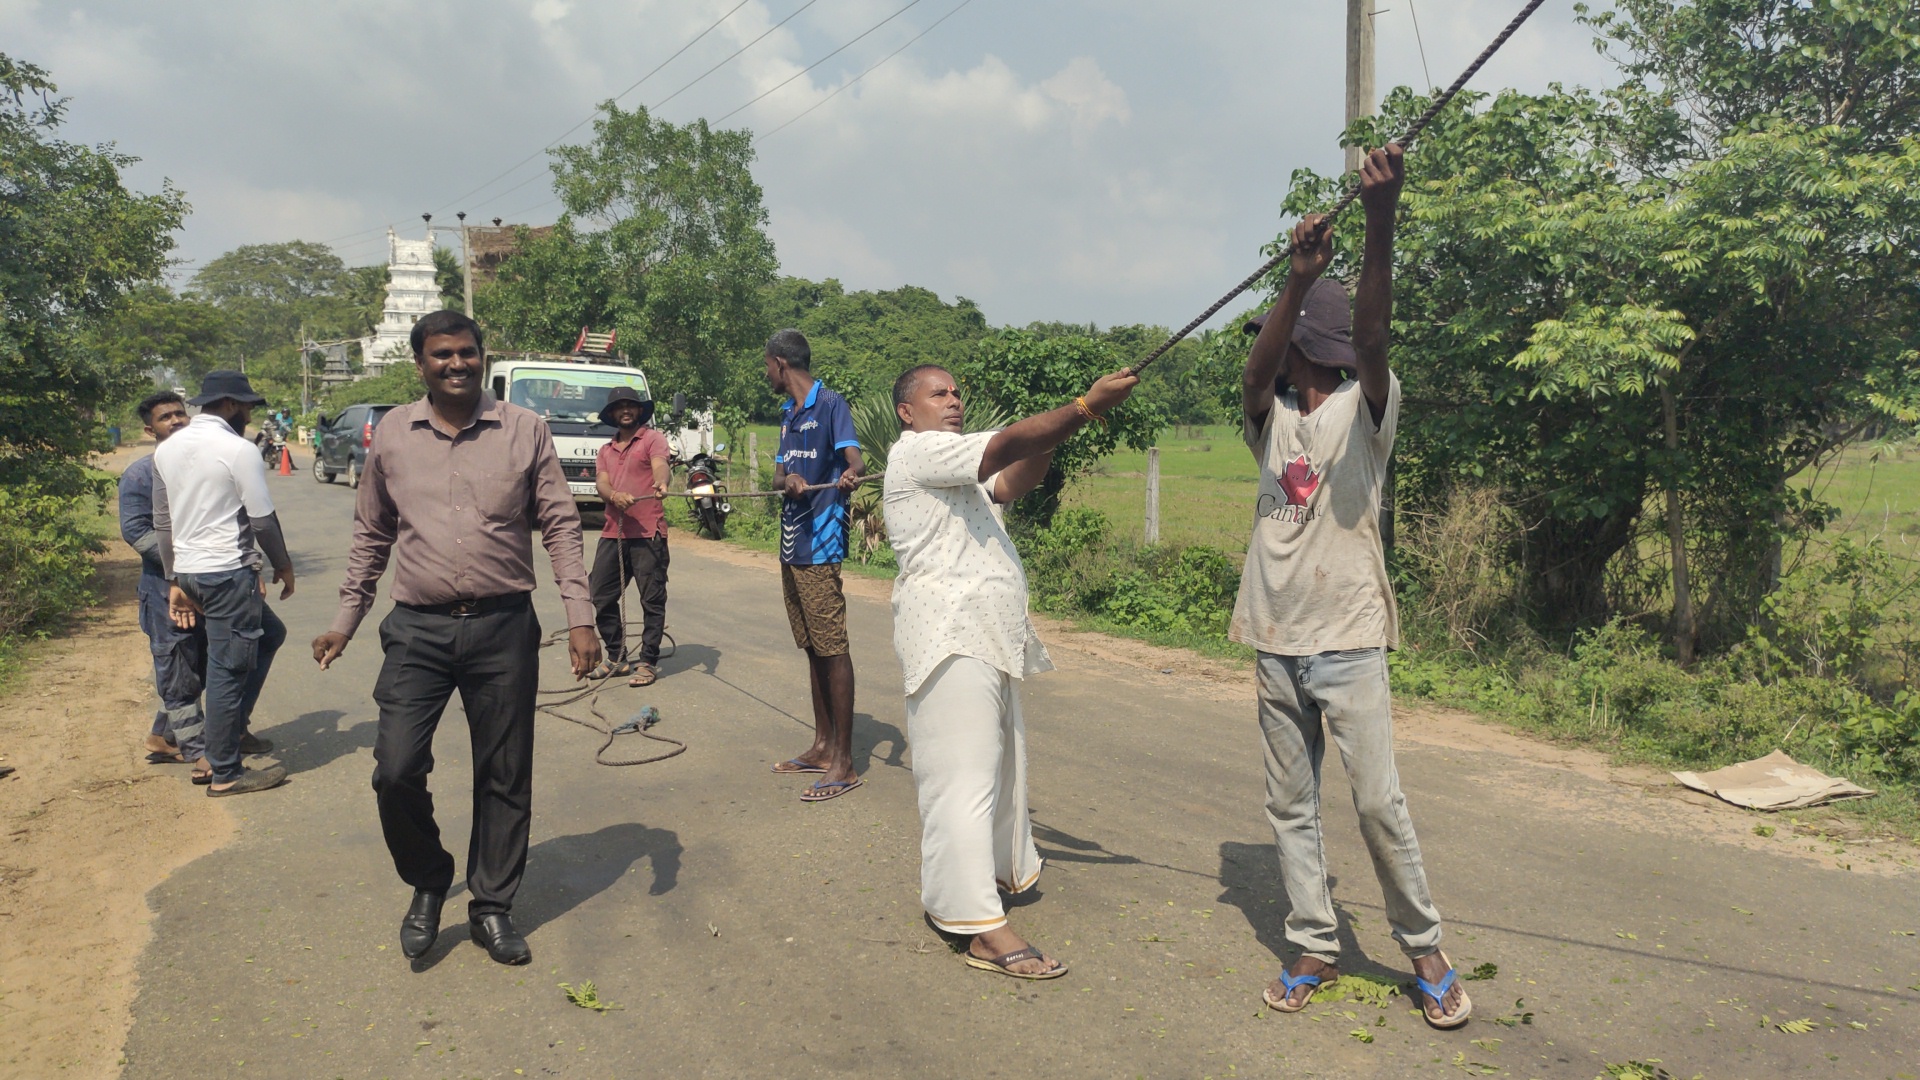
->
[1232, 145, 1469, 1028]
[153, 370, 294, 798]
[885, 364, 1138, 980]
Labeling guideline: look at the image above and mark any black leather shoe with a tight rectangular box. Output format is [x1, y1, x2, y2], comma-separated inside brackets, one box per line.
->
[399, 890, 445, 959]
[469, 913, 531, 965]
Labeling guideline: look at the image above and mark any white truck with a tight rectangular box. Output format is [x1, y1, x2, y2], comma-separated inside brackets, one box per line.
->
[485, 348, 712, 509]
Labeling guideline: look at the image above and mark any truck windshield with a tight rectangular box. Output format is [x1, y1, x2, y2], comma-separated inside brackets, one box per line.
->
[506, 367, 650, 423]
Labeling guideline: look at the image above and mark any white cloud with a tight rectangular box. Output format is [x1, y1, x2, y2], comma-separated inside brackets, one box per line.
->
[0, 0, 1621, 329]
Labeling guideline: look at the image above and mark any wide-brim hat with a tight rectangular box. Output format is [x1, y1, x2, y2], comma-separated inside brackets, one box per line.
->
[596, 386, 653, 426]
[187, 369, 267, 406]
[1241, 279, 1357, 371]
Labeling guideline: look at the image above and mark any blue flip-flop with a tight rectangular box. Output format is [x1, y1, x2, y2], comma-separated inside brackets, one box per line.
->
[771, 758, 827, 775]
[1262, 967, 1331, 1013]
[1414, 952, 1473, 1029]
[800, 777, 862, 802]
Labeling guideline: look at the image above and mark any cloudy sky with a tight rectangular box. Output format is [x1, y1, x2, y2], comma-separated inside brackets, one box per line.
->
[3, 0, 1616, 330]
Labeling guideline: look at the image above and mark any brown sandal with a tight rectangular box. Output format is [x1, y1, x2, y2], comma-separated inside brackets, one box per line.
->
[627, 664, 658, 687]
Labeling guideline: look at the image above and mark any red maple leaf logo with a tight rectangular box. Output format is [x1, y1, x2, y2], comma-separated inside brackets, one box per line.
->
[1278, 454, 1320, 506]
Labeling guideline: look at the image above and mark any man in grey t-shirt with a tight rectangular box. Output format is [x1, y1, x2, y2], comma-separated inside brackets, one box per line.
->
[1232, 144, 1469, 1029]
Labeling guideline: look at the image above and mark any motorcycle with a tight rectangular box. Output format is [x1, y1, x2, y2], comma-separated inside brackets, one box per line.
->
[666, 392, 731, 540]
[255, 417, 288, 468]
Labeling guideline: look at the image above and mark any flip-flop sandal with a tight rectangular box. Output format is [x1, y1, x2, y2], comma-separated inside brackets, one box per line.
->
[587, 660, 635, 681]
[771, 758, 828, 774]
[192, 771, 213, 786]
[800, 777, 862, 802]
[1414, 953, 1473, 1029]
[963, 946, 1068, 981]
[1262, 967, 1334, 1013]
[627, 664, 658, 687]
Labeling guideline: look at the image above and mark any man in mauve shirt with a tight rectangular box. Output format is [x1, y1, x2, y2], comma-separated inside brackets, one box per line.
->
[588, 385, 671, 687]
[311, 309, 601, 968]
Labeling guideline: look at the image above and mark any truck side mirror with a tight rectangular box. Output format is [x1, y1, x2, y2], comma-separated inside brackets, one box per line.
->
[671, 391, 687, 419]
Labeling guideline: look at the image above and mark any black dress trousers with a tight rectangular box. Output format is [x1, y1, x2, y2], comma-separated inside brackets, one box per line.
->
[370, 597, 541, 916]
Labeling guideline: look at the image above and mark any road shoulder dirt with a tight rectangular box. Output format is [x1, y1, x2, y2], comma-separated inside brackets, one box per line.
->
[0, 488, 233, 1080]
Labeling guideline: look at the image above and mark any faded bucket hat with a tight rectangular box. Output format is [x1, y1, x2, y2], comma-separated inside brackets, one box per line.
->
[187, 369, 268, 406]
[1240, 278, 1357, 371]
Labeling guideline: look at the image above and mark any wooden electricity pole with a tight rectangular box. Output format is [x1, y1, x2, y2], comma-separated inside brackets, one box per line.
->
[1346, 0, 1377, 174]
[1144, 447, 1161, 545]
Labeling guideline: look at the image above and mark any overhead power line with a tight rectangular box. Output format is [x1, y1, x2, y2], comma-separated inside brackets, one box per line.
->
[436, 0, 756, 214]
[653, 0, 826, 110]
[714, 0, 927, 124]
[755, 0, 975, 143]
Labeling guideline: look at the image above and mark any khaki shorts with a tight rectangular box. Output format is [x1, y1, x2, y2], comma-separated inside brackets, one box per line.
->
[781, 562, 849, 656]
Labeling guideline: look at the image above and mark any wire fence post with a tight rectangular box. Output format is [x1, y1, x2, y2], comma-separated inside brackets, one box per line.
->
[748, 432, 760, 514]
[1144, 446, 1161, 545]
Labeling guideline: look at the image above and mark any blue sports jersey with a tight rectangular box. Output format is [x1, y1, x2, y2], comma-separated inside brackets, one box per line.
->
[776, 380, 859, 565]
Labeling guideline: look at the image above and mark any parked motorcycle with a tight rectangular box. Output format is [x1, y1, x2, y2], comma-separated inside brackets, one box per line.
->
[667, 392, 731, 540]
[255, 418, 287, 469]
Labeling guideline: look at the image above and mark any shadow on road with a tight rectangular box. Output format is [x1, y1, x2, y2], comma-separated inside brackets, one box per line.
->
[855, 712, 906, 771]
[660, 642, 720, 678]
[253, 710, 376, 773]
[1217, 841, 1397, 979]
[515, 821, 684, 933]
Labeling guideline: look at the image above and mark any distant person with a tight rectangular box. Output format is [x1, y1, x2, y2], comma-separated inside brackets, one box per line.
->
[1233, 145, 1469, 1029]
[764, 329, 865, 801]
[588, 386, 672, 686]
[885, 362, 1139, 979]
[120, 390, 211, 783]
[152, 370, 292, 797]
[311, 309, 600, 967]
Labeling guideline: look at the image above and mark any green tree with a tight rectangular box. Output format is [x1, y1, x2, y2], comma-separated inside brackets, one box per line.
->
[89, 284, 234, 389]
[483, 102, 778, 404]
[0, 54, 185, 493]
[954, 330, 1164, 526]
[433, 246, 464, 310]
[1274, 0, 1920, 651]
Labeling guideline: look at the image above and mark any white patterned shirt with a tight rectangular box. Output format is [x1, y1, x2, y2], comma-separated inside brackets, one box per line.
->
[884, 430, 1053, 696]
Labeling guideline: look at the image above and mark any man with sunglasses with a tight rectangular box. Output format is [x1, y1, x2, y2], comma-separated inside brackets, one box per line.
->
[312, 310, 600, 967]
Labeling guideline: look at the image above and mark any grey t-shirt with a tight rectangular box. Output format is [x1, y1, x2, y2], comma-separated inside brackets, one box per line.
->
[1228, 374, 1400, 656]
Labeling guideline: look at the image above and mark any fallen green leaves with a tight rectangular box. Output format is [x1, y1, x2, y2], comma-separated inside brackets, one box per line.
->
[1309, 972, 1402, 1009]
[559, 981, 619, 1013]
[1601, 1062, 1676, 1080]
[1464, 962, 1498, 981]
[1348, 1028, 1375, 1044]
[1489, 998, 1536, 1027]
[1774, 1017, 1816, 1034]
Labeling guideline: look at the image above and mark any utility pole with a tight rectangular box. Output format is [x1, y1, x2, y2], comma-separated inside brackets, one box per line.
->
[1345, 0, 1377, 174]
[1144, 447, 1161, 545]
[298, 323, 309, 416]
[457, 211, 474, 317]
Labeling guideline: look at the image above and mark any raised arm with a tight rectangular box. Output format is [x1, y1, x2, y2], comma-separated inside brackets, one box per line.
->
[1352, 143, 1403, 420]
[978, 370, 1139, 496]
[1243, 214, 1334, 431]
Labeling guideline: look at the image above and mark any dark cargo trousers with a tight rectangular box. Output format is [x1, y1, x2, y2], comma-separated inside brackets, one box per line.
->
[137, 572, 207, 762]
[175, 567, 287, 785]
[370, 597, 541, 918]
[588, 535, 669, 667]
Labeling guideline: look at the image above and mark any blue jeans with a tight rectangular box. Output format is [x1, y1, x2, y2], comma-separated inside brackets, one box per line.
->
[1257, 648, 1443, 962]
[138, 572, 207, 763]
[176, 569, 286, 784]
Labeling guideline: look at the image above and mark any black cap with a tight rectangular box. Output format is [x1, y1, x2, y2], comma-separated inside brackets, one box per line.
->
[596, 385, 653, 427]
[1241, 279, 1357, 371]
[186, 370, 267, 407]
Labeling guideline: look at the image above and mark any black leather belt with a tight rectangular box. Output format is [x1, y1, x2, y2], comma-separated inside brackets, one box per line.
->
[399, 592, 531, 618]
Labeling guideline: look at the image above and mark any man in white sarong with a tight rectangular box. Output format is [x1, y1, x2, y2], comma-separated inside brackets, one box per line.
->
[883, 364, 1138, 980]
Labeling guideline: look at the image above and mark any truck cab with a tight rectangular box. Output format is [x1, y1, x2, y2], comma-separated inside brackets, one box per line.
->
[487, 350, 652, 507]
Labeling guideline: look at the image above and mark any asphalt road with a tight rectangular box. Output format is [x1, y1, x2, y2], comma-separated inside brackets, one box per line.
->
[119, 454, 1920, 1079]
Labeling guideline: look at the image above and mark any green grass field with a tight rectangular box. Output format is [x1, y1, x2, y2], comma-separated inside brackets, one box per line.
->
[1064, 425, 1258, 554]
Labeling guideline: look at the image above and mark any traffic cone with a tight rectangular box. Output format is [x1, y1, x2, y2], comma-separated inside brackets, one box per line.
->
[278, 445, 293, 476]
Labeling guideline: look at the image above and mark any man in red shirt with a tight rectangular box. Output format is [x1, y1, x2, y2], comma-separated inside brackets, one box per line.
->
[590, 386, 672, 686]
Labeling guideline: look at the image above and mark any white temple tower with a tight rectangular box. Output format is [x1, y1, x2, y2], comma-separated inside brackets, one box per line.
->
[359, 228, 442, 376]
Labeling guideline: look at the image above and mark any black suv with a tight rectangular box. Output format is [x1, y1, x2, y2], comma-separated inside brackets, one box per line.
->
[312, 404, 401, 488]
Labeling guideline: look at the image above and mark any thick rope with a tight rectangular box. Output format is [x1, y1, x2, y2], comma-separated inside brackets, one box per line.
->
[537, 541, 687, 766]
[1124, 0, 1551, 376]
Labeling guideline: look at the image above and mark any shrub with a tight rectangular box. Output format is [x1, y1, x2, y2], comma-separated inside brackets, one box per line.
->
[0, 484, 103, 640]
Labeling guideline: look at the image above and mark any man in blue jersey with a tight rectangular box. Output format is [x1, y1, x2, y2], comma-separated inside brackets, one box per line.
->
[765, 329, 866, 802]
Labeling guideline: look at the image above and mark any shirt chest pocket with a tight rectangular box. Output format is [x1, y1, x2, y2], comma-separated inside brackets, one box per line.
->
[457, 469, 529, 525]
